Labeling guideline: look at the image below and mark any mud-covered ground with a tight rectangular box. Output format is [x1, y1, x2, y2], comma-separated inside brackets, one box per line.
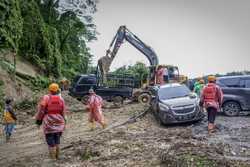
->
[0, 93, 250, 167]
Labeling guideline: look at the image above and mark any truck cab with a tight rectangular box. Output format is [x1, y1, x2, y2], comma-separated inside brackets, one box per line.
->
[69, 74, 97, 97]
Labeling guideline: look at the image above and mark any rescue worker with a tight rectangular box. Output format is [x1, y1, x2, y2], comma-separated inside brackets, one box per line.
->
[194, 79, 205, 96]
[87, 89, 106, 130]
[35, 83, 66, 160]
[59, 78, 70, 91]
[200, 75, 223, 134]
[193, 77, 201, 92]
[163, 67, 169, 83]
[2, 98, 17, 142]
[156, 65, 165, 85]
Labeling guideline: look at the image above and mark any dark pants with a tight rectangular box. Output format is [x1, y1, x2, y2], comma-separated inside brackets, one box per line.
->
[207, 107, 217, 123]
[163, 75, 169, 83]
[4, 123, 15, 137]
[45, 132, 62, 147]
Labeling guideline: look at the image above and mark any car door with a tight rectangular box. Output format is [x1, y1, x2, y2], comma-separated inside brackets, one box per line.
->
[218, 77, 241, 96]
[240, 78, 250, 109]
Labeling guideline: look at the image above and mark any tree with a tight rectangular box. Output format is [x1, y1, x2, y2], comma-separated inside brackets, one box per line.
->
[0, 0, 23, 80]
[112, 62, 149, 83]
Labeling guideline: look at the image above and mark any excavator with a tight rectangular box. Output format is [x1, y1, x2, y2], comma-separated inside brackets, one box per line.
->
[98, 25, 187, 104]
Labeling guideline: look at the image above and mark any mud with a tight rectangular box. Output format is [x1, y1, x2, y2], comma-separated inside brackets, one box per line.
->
[0, 93, 250, 167]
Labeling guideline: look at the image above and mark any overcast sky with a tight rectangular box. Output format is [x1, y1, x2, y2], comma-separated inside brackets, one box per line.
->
[88, 0, 250, 78]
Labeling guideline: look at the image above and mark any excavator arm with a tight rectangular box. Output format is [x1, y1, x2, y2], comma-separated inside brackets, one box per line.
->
[107, 26, 159, 66]
[97, 26, 159, 84]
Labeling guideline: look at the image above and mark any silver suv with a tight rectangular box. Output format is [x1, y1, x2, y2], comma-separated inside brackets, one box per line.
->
[151, 83, 204, 124]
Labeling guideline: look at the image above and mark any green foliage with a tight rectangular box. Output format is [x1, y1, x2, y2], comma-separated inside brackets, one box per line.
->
[1, 0, 97, 80]
[112, 62, 149, 83]
[14, 97, 37, 110]
[0, 80, 5, 113]
[0, 0, 23, 51]
[0, 58, 14, 74]
[161, 153, 217, 167]
[182, 154, 216, 167]
[30, 76, 50, 91]
[75, 146, 100, 161]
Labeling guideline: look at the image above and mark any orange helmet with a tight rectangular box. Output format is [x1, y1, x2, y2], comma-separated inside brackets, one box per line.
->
[208, 75, 216, 82]
[49, 83, 59, 93]
[199, 79, 205, 84]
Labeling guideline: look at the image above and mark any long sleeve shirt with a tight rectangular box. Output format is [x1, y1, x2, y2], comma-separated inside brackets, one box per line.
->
[36, 94, 66, 134]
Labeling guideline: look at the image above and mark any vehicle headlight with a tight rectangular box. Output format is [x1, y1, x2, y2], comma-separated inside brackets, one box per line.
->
[159, 102, 170, 111]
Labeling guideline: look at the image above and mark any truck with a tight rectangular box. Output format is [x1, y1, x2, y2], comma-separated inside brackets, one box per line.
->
[98, 25, 188, 104]
[69, 74, 134, 106]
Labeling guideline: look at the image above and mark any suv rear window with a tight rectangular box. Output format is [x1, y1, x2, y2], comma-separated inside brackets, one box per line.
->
[218, 78, 240, 87]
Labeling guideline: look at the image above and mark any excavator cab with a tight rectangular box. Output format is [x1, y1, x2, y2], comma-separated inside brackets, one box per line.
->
[148, 65, 181, 86]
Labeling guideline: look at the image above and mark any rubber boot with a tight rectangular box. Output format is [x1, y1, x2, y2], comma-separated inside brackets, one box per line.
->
[208, 123, 215, 134]
[101, 122, 107, 129]
[56, 146, 60, 160]
[49, 147, 57, 160]
[211, 124, 216, 133]
[89, 122, 96, 131]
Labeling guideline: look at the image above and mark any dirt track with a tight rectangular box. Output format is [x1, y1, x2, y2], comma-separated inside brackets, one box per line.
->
[0, 96, 250, 166]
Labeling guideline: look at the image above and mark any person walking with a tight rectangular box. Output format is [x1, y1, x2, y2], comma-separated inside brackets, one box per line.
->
[87, 89, 106, 130]
[35, 83, 66, 160]
[156, 65, 165, 85]
[163, 67, 169, 83]
[2, 98, 17, 142]
[200, 75, 223, 134]
[194, 79, 205, 96]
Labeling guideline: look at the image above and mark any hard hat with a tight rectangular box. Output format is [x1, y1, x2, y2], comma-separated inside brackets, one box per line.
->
[199, 79, 205, 84]
[88, 88, 95, 94]
[208, 75, 216, 82]
[197, 77, 202, 81]
[49, 83, 59, 93]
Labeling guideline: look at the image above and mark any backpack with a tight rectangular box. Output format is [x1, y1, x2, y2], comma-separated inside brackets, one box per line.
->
[3, 106, 16, 123]
[46, 95, 64, 115]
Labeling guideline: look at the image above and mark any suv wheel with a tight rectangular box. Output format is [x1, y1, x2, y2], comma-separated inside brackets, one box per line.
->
[223, 101, 241, 116]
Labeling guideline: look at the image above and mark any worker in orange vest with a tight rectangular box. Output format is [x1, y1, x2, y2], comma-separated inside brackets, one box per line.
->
[156, 65, 165, 85]
[36, 83, 67, 160]
[200, 75, 223, 133]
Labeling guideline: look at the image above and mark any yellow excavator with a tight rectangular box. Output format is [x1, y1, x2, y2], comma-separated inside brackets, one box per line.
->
[98, 25, 188, 104]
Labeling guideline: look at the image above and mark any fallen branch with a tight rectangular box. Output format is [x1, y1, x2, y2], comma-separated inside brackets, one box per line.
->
[96, 107, 150, 135]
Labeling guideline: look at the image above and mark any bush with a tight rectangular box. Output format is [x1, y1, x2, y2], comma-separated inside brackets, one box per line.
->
[30, 76, 50, 91]
[0, 80, 5, 113]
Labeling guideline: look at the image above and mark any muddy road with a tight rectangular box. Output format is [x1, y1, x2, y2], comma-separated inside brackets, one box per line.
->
[0, 97, 250, 166]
